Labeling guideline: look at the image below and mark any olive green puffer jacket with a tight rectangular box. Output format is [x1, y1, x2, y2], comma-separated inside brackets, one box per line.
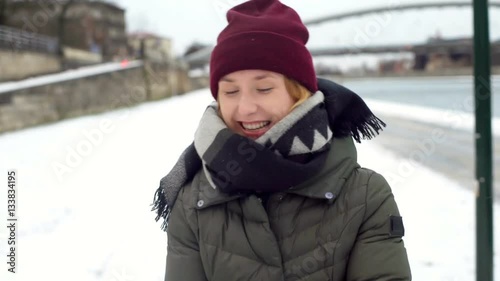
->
[165, 137, 411, 280]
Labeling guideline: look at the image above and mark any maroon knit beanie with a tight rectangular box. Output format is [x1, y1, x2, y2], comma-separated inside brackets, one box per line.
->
[209, 0, 317, 99]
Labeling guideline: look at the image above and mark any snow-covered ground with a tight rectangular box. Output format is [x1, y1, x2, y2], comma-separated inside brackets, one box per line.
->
[0, 88, 498, 281]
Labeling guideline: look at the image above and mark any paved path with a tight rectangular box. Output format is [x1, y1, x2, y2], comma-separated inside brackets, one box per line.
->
[370, 114, 500, 200]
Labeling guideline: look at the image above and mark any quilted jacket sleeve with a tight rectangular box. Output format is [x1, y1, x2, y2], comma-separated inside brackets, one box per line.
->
[346, 171, 412, 280]
[165, 187, 208, 281]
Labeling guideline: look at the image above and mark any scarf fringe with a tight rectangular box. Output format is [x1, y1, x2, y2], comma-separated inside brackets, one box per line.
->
[151, 143, 201, 232]
[151, 181, 170, 232]
[318, 77, 386, 143]
[334, 106, 386, 143]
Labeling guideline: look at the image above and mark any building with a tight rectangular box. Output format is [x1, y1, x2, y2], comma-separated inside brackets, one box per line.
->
[413, 37, 500, 71]
[2, 0, 127, 62]
[378, 58, 413, 74]
[128, 32, 173, 63]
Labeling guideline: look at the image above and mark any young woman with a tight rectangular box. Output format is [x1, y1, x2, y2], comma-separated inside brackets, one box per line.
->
[153, 0, 411, 280]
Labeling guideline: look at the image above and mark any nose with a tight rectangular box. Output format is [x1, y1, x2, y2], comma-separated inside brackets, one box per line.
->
[237, 91, 258, 116]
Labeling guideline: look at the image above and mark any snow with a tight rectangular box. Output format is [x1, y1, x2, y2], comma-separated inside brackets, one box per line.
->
[365, 98, 500, 137]
[0, 60, 144, 94]
[0, 88, 498, 281]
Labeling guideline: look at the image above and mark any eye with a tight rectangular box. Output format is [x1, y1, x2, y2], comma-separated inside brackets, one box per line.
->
[224, 90, 239, 95]
[257, 88, 273, 93]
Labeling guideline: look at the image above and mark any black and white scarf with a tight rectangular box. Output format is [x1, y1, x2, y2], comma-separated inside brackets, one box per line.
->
[152, 78, 386, 231]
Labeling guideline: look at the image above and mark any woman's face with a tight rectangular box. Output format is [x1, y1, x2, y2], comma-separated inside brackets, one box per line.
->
[218, 70, 294, 139]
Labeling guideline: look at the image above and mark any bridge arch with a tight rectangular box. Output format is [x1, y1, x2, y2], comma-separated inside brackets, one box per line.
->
[185, 1, 500, 66]
[303, 1, 500, 26]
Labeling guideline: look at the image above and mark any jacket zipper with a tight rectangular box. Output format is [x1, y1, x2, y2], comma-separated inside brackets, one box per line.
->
[266, 193, 285, 218]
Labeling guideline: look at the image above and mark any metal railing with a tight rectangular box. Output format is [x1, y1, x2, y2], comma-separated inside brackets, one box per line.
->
[0, 25, 59, 54]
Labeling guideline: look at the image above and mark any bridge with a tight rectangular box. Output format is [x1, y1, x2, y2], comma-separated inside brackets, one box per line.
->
[305, 40, 500, 57]
[185, 1, 500, 68]
[303, 1, 500, 26]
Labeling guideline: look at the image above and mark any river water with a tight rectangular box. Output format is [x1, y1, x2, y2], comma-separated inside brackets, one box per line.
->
[340, 75, 500, 118]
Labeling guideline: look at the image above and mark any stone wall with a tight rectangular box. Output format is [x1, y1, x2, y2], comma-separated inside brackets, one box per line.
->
[145, 62, 191, 99]
[0, 61, 191, 133]
[0, 50, 61, 81]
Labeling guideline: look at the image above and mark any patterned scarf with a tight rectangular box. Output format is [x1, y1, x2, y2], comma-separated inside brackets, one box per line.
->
[152, 78, 386, 231]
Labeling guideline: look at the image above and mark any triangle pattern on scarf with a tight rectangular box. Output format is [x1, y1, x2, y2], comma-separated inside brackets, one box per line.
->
[296, 126, 315, 151]
[311, 129, 329, 151]
[317, 121, 330, 139]
[290, 135, 313, 155]
[288, 127, 332, 156]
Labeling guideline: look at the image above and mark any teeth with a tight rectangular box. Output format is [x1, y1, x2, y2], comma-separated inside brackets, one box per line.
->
[242, 121, 270, 130]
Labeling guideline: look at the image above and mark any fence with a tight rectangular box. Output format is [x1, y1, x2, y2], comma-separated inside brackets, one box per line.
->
[0, 24, 58, 54]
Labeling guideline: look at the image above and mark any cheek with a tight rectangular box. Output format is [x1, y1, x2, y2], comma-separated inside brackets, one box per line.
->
[275, 107, 291, 120]
[218, 103, 233, 125]
[273, 95, 294, 118]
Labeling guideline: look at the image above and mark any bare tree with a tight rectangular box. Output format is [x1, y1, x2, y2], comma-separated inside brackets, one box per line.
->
[57, 0, 77, 57]
[0, 0, 7, 25]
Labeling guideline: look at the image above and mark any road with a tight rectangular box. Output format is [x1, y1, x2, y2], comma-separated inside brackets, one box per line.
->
[370, 114, 500, 201]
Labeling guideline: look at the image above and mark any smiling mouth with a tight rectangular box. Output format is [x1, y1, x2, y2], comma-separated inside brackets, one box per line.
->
[240, 121, 271, 131]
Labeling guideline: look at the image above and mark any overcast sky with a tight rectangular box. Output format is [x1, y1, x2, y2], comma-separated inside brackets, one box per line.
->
[114, 0, 500, 68]
[115, 0, 500, 51]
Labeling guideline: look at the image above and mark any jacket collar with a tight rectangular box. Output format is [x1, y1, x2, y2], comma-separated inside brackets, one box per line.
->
[194, 137, 359, 209]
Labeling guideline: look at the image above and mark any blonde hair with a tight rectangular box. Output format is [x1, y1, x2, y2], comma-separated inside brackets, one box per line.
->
[284, 77, 312, 111]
